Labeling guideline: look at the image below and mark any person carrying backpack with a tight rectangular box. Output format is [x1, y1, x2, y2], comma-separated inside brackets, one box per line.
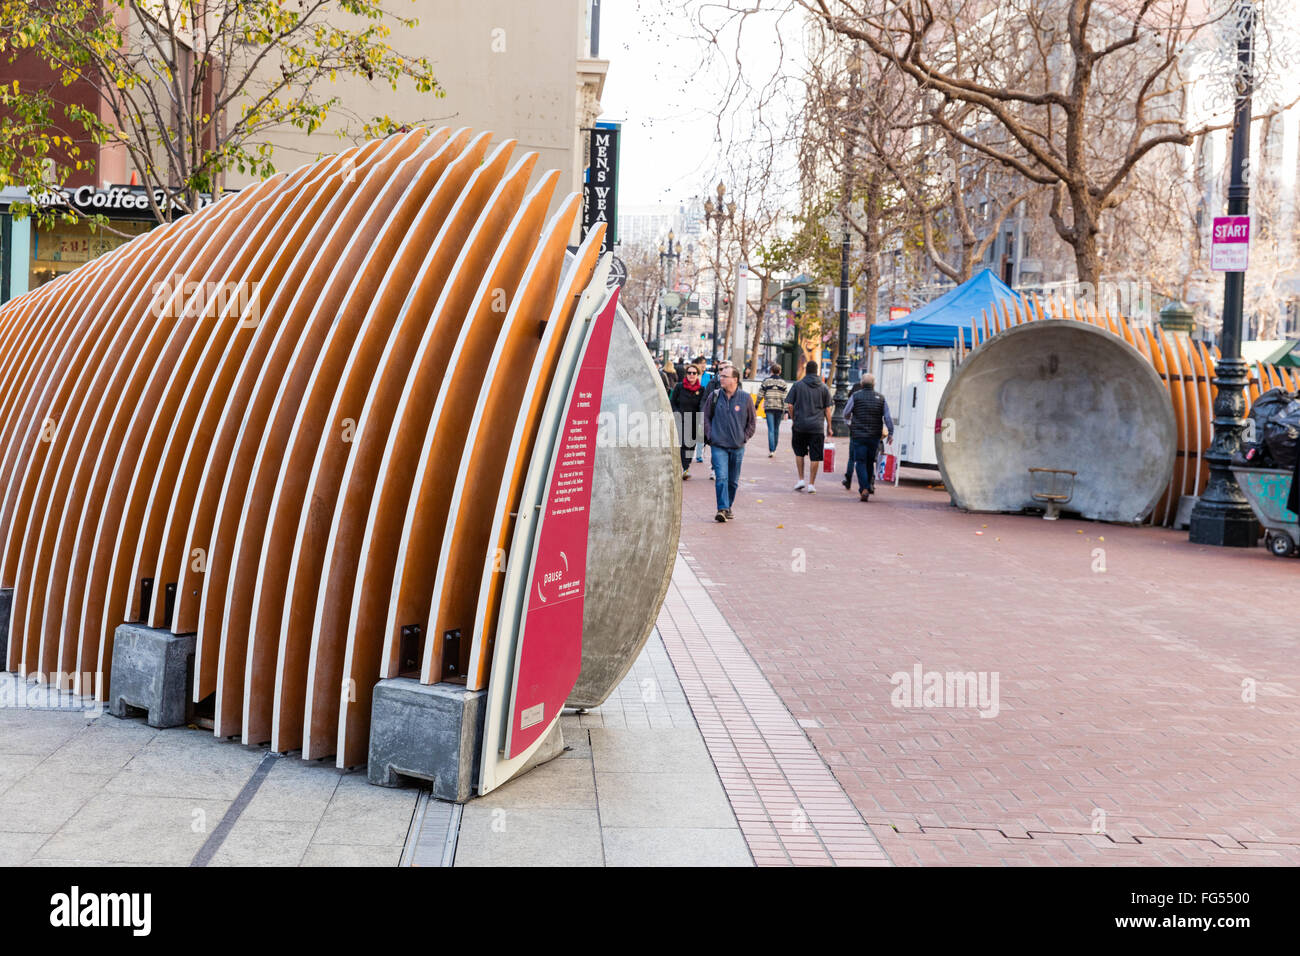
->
[758, 363, 790, 458]
[701, 364, 756, 522]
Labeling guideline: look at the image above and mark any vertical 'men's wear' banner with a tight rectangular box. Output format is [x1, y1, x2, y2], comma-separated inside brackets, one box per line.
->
[582, 125, 618, 256]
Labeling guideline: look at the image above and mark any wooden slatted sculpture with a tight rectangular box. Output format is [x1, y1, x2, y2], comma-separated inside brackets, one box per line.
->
[0, 129, 680, 797]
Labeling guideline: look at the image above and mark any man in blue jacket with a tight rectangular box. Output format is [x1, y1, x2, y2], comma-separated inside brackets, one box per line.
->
[702, 364, 757, 523]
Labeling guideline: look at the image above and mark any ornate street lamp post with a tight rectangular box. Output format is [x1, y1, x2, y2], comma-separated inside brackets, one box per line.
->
[703, 181, 736, 373]
[658, 230, 680, 359]
[831, 48, 863, 438]
[1189, 0, 1258, 547]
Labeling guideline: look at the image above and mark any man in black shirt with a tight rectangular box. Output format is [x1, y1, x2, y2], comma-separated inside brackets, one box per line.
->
[843, 373, 894, 500]
[784, 361, 833, 494]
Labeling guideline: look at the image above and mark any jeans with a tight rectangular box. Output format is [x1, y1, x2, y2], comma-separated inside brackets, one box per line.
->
[765, 409, 784, 452]
[710, 445, 745, 511]
[849, 438, 879, 492]
[695, 441, 705, 462]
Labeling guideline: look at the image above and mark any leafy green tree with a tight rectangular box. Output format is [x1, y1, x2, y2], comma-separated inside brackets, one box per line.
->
[0, 0, 442, 228]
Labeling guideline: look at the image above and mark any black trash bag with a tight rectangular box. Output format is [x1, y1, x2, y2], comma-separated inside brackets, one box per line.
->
[1263, 398, 1300, 471]
[1244, 388, 1297, 467]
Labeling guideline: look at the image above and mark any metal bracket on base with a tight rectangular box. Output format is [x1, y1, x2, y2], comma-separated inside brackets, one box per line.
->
[0, 588, 11, 670]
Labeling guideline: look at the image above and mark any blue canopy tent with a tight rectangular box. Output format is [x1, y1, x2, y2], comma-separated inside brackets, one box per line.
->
[868, 269, 1021, 348]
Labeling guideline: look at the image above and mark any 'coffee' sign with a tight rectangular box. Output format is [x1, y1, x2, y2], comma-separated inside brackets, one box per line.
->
[582, 125, 619, 255]
[33, 184, 219, 221]
[1210, 215, 1250, 272]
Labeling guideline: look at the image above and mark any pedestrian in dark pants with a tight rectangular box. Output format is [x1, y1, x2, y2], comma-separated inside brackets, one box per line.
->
[758, 363, 789, 458]
[693, 355, 712, 463]
[702, 365, 756, 522]
[785, 360, 833, 494]
[841, 379, 866, 489]
[701, 361, 731, 477]
[843, 372, 893, 501]
[669, 364, 705, 480]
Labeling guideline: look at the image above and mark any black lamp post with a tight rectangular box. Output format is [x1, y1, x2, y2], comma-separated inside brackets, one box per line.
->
[658, 231, 681, 359]
[1189, 0, 1258, 547]
[831, 48, 863, 438]
[704, 181, 736, 373]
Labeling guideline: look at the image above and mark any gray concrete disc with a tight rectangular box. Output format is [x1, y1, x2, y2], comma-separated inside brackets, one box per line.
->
[936, 320, 1176, 523]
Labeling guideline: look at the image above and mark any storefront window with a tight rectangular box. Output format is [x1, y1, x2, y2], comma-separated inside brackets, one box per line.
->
[29, 219, 153, 288]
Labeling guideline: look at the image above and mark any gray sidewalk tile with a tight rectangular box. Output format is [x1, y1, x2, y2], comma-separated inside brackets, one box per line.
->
[40, 719, 157, 775]
[469, 756, 596, 811]
[301, 844, 403, 866]
[0, 831, 48, 865]
[311, 773, 417, 847]
[105, 732, 265, 800]
[594, 771, 738, 829]
[34, 791, 230, 864]
[589, 728, 718, 775]
[602, 827, 753, 867]
[210, 818, 317, 866]
[0, 710, 93, 757]
[241, 758, 342, 823]
[0, 768, 112, 833]
[454, 808, 604, 866]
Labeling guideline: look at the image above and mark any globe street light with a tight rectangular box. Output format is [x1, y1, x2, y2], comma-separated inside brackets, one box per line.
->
[704, 181, 736, 373]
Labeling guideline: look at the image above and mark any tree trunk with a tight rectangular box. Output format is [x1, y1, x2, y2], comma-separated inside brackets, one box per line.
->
[1060, 185, 1102, 287]
[1071, 232, 1102, 288]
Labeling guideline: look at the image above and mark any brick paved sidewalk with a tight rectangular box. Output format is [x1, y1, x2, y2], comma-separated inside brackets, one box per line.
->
[675, 431, 1300, 865]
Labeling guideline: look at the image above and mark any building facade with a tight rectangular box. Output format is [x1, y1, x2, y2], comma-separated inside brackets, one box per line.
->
[2, 0, 610, 302]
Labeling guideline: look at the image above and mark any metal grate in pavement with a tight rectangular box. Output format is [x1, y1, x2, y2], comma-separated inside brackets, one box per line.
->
[401, 790, 461, 867]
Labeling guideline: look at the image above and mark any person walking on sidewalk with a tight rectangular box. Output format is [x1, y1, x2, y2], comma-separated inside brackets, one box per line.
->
[841, 379, 866, 490]
[758, 363, 790, 458]
[702, 364, 756, 522]
[669, 364, 705, 480]
[843, 372, 893, 501]
[693, 356, 712, 464]
[785, 360, 832, 494]
[701, 360, 733, 478]
[657, 356, 676, 394]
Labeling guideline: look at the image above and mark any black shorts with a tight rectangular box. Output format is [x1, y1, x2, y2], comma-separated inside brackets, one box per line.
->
[791, 429, 824, 461]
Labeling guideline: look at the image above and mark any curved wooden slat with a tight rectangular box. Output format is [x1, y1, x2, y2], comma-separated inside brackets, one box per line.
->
[329, 152, 541, 766]
[204, 129, 437, 739]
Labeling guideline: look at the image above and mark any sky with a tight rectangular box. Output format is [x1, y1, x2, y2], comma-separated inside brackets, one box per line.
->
[598, 0, 802, 209]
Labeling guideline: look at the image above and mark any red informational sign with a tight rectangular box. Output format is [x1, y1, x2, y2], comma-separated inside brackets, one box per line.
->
[1210, 215, 1250, 271]
[506, 291, 619, 758]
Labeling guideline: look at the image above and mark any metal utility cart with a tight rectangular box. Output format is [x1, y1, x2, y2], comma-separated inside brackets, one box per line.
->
[1230, 466, 1298, 557]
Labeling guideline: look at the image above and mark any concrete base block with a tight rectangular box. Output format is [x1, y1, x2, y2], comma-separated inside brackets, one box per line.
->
[107, 623, 195, 728]
[368, 679, 487, 802]
[0, 587, 11, 670]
